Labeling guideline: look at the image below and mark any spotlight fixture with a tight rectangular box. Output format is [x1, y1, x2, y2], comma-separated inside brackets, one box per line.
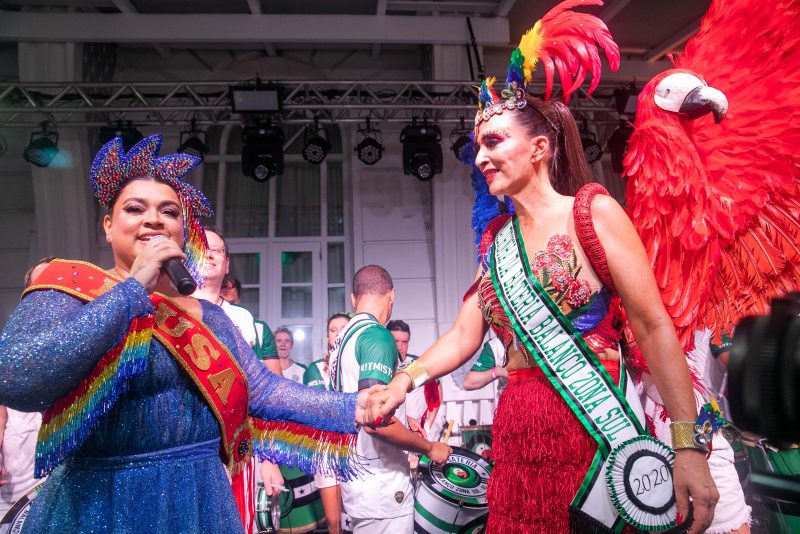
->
[242, 123, 285, 182]
[400, 118, 442, 181]
[99, 120, 143, 151]
[302, 117, 331, 165]
[449, 118, 473, 163]
[23, 122, 59, 168]
[355, 118, 383, 165]
[613, 83, 640, 118]
[607, 120, 635, 174]
[177, 119, 209, 160]
[230, 81, 280, 113]
[580, 120, 603, 164]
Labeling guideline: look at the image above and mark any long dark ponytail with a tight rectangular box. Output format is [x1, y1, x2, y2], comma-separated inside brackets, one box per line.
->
[513, 96, 592, 196]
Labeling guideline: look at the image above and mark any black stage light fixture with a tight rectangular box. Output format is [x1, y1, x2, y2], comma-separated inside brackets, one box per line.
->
[580, 120, 603, 164]
[230, 81, 280, 113]
[99, 120, 143, 151]
[614, 83, 640, 118]
[302, 116, 331, 165]
[449, 118, 473, 163]
[177, 120, 209, 160]
[242, 123, 285, 182]
[355, 118, 384, 165]
[400, 118, 442, 181]
[607, 120, 635, 174]
[23, 122, 59, 168]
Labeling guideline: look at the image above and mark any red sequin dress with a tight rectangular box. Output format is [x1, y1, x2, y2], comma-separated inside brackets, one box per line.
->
[466, 184, 627, 533]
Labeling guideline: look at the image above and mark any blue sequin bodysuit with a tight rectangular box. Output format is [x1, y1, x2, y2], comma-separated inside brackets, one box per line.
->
[0, 277, 358, 534]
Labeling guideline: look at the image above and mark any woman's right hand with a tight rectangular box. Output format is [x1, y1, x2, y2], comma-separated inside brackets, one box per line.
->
[364, 374, 410, 426]
[129, 236, 186, 293]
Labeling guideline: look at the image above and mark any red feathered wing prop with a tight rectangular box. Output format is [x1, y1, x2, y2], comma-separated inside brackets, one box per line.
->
[624, 0, 800, 352]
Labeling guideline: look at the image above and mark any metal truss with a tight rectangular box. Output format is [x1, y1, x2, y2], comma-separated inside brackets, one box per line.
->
[0, 79, 624, 129]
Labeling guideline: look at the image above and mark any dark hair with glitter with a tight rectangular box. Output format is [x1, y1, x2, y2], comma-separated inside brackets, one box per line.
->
[106, 175, 162, 214]
[386, 320, 410, 335]
[510, 95, 592, 196]
[352, 265, 393, 297]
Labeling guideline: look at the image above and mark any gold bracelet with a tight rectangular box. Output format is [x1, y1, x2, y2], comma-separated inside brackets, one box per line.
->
[669, 420, 707, 451]
[396, 360, 429, 392]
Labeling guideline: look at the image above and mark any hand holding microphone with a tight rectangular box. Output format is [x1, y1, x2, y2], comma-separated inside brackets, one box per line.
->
[130, 235, 193, 294]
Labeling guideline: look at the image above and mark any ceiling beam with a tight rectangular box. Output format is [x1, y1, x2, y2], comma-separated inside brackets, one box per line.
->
[387, 1, 496, 13]
[372, 0, 387, 59]
[111, 0, 172, 58]
[243, 0, 277, 57]
[0, 12, 511, 45]
[493, 0, 516, 17]
[598, 0, 632, 23]
[644, 17, 701, 62]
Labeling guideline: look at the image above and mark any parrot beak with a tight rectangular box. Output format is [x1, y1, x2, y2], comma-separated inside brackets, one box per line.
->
[679, 85, 728, 123]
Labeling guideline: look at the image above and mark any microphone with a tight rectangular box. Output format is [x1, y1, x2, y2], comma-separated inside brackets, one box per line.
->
[163, 258, 197, 295]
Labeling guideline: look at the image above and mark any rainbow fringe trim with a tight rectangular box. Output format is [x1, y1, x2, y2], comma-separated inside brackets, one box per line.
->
[251, 419, 363, 482]
[35, 315, 155, 477]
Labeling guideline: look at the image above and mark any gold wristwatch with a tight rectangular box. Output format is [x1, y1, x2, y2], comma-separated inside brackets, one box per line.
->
[396, 360, 429, 392]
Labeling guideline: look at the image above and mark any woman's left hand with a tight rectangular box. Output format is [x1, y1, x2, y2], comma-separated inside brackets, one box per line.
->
[672, 449, 719, 533]
[355, 384, 387, 426]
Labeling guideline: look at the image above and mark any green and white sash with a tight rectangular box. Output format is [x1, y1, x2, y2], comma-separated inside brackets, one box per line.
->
[491, 218, 677, 532]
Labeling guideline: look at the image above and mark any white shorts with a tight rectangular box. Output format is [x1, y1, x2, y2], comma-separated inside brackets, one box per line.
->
[350, 514, 414, 533]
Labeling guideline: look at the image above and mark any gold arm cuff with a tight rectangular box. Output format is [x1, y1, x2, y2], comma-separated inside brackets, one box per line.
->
[669, 420, 706, 451]
[396, 360, 429, 392]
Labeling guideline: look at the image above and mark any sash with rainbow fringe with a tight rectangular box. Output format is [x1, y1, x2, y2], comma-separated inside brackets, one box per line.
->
[25, 259, 360, 481]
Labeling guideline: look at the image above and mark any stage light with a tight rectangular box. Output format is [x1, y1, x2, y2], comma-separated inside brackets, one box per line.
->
[449, 118, 473, 163]
[23, 123, 59, 168]
[614, 83, 639, 118]
[400, 118, 442, 181]
[355, 118, 383, 165]
[99, 121, 143, 151]
[302, 117, 331, 165]
[230, 81, 280, 113]
[177, 120, 208, 160]
[607, 120, 635, 173]
[242, 123, 285, 182]
[580, 120, 603, 164]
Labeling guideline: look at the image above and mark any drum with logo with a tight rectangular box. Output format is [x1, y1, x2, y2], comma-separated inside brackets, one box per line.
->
[459, 424, 493, 460]
[256, 466, 324, 534]
[0, 482, 44, 534]
[414, 447, 491, 534]
[741, 434, 800, 534]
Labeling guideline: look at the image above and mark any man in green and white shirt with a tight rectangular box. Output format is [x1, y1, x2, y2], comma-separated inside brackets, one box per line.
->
[274, 327, 307, 384]
[463, 336, 507, 391]
[329, 265, 450, 533]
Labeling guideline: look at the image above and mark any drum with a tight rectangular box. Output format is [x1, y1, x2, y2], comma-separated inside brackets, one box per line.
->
[255, 482, 281, 534]
[459, 425, 493, 459]
[740, 434, 800, 534]
[256, 466, 324, 534]
[0, 482, 44, 534]
[414, 446, 492, 534]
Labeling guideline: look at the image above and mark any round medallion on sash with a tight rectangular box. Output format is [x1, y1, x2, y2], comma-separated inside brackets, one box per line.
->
[605, 435, 677, 531]
[414, 447, 491, 534]
[0, 482, 44, 534]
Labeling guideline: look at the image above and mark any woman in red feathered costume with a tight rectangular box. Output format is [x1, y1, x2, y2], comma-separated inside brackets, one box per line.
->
[365, 2, 720, 533]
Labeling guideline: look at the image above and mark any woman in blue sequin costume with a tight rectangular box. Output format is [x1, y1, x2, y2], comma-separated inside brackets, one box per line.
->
[0, 135, 370, 534]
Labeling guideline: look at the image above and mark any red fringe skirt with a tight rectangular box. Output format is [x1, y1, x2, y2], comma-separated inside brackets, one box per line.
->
[486, 363, 620, 533]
